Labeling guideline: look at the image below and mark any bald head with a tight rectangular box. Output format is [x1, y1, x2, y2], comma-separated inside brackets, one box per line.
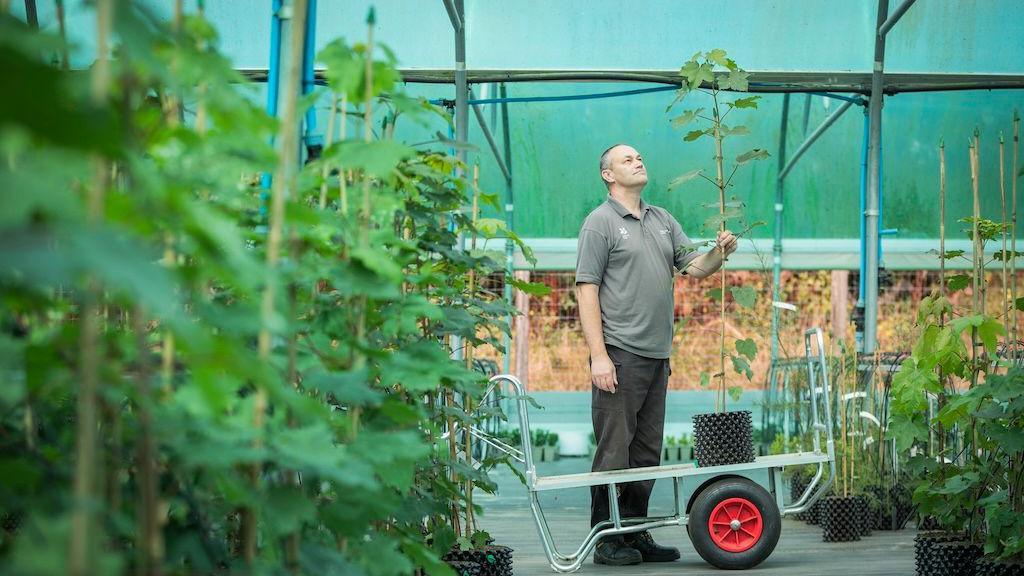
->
[599, 144, 648, 191]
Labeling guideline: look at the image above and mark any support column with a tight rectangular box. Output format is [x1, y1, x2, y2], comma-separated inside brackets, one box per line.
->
[514, 270, 530, 387]
[864, 0, 890, 354]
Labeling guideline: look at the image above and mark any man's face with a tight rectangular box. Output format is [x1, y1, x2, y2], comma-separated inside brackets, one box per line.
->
[603, 145, 648, 189]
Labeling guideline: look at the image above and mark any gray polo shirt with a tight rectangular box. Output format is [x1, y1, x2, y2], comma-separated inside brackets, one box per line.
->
[575, 195, 700, 359]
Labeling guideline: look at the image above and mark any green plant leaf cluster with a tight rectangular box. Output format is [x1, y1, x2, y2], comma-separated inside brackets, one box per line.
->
[0, 9, 530, 575]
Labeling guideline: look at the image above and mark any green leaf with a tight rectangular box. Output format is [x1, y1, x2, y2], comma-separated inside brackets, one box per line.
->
[977, 317, 1006, 355]
[728, 385, 744, 402]
[706, 49, 729, 67]
[683, 129, 706, 142]
[735, 338, 758, 360]
[731, 355, 753, 380]
[719, 69, 750, 91]
[947, 274, 971, 293]
[665, 87, 690, 112]
[322, 140, 415, 177]
[699, 371, 711, 389]
[1015, 297, 1024, 312]
[730, 96, 761, 109]
[456, 536, 473, 552]
[509, 277, 551, 296]
[730, 286, 757, 308]
[351, 245, 405, 282]
[707, 288, 723, 302]
[691, 62, 715, 89]
[670, 108, 704, 128]
[720, 124, 750, 137]
[668, 168, 704, 189]
[735, 148, 770, 165]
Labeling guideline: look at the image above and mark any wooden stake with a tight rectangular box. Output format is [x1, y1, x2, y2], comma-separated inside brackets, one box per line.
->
[1001, 133, 1008, 364]
[70, 1, 112, 573]
[712, 90, 727, 413]
[937, 140, 947, 468]
[1012, 113, 1020, 361]
[245, 0, 309, 564]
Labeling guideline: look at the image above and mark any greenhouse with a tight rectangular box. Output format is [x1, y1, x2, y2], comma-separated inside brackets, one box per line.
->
[2, 0, 1024, 574]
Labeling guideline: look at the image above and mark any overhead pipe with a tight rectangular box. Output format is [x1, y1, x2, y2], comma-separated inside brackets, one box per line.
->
[442, 0, 463, 32]
[778, 99, 856, 181]
[878, 0, 918, 37]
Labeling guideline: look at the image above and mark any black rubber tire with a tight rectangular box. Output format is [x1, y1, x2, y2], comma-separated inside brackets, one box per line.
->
[688, 477, 782, 570]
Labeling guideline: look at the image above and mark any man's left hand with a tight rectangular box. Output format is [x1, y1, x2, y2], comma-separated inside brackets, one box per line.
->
[717, 230, 738, 256]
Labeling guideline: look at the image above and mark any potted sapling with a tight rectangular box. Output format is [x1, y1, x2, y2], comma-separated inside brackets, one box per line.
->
[667, 49, 769, 467]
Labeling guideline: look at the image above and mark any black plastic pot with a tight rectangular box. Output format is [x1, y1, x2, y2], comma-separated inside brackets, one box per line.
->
[444, 545, 513, 576]
[821, 496, 860, 542]
[789, 474, 811, 522]
[853, 494, 872, 537]
[692, 411, 756, 468]
[445, 560, 482, 576]
[918, 515, 941, 531]
[914, 532, 980, 576]
[975, 556, 1024, 576]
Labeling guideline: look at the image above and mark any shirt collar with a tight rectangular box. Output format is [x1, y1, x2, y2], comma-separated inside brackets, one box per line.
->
[606, 194, 649, 219]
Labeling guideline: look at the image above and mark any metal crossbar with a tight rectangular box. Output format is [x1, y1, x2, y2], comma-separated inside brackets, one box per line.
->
[476, 327, 837, 573]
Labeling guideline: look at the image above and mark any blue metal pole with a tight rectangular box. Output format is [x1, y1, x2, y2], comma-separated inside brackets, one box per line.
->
[302, 0, 320, 152]
[260, 0, 284, 196]
[859, 109, 869, 304]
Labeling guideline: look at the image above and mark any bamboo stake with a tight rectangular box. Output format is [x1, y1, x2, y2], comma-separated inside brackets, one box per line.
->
[1001, 133, 1008, 364]
[244, 0, 308, 564]
[969, 134, 981, 390]
[339, 95, 349, 214]
[1013, 113, 1020, 362]
[319, 93, 339, 209]
[70, 1, 112, 574]
[133, 307, 162, 576]
[462, 164, 481, 537]
[56, 0, 70, 71]
[712, 90, 727, 413]
[938, 141, 947, 468]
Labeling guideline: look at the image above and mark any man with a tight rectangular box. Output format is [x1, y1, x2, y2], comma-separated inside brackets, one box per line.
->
[575, 144, 737, 566]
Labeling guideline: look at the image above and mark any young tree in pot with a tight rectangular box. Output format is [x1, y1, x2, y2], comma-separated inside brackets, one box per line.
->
[667, 49, 768, 468]
[822, 353, 862, 542]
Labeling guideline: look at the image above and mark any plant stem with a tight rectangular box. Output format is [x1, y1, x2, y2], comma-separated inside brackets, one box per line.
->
[134, 306, 162, 576]
[339, 94, 349, 215]
[70, 2, 111, 573]
[1000, 133, 1008, 370]
[319, 93, 338, 209]
[1013, 112, 1020, 362]
[938, 140, 947, 473]
[245, 0, 308, 564]
[463, 163, 480, 537]
[712, 91, 727, 413]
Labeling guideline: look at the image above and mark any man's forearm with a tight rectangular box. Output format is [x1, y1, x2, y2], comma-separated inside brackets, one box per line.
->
[685, 249, 725, 279]
[576, 284, 608, 360]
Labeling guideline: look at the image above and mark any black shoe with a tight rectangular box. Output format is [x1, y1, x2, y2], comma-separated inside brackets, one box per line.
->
[594, 538, 642, 566]
[625, 530, 681, 562]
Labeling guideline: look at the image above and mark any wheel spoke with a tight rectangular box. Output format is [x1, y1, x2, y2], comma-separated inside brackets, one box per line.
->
[712, 521, 732, 526]
[712, 529, 730, 544]
[740, 526, 758, 538]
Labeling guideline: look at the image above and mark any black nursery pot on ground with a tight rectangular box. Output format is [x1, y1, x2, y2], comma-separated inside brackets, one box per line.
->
[975, 556, 1024, 576]
[444, 545, 514, 576]
[914, 532, 981, 576]
[692, 410, 756, 467]
[821, 496, 860, 542]
[853, 494, 872, 537]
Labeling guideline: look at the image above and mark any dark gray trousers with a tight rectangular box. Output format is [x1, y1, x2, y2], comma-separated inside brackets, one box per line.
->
[590, 344, 669, 528]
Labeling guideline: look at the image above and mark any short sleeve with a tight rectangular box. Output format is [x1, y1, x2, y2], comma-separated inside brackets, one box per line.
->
[575, 227, 609, 285]
[670, 217, 700, 274]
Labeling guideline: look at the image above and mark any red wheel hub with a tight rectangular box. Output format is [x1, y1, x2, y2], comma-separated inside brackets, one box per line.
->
[708, 497, 763, 553]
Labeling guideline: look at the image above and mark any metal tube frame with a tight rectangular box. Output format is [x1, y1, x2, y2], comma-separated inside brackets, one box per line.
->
[480, 340, 835, 572]
[778, 99, 858, 181]
[864, 0, 890, 353]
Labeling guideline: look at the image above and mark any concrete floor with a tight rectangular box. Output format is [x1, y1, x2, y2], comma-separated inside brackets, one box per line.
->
[474, 457, 917, 575]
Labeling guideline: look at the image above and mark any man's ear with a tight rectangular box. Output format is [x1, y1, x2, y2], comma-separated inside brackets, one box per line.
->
[601, 169, 614, 184]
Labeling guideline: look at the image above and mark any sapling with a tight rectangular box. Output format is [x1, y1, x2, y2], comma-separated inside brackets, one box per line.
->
[667, 49, 769, 412]
[71, 1, 111, 573]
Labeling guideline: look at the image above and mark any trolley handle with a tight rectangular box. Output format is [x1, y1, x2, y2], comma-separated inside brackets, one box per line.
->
[488, 374, 537, 486]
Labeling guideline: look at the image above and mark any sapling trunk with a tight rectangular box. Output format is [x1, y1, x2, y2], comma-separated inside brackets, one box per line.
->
[245, 0, 308, 563]
[71, 1, 112, 573]
[350, 8, 377, 439]
[1000, 134, 1008, 351]
[969, 136, 981, 390]
[463, 163, 480, 537]
[338, 94, 349, 214]
[1013, 113, 1020, 361]
[133, 306, 162, 576]
[319, 93, 339, 209]
[937, 141, 947, 472]
[712, 92, 728, 413]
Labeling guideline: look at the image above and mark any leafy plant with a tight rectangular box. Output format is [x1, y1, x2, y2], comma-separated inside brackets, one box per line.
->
[0, 6, 538, 575]
[667, 49, 769, 412]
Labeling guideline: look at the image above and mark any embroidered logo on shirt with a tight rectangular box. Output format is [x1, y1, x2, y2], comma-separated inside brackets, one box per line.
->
[618, 226, 630, 240]
[659, 229, 670, 236]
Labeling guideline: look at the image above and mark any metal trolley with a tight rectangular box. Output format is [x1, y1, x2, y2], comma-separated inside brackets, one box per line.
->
[470, 328, 836, 572]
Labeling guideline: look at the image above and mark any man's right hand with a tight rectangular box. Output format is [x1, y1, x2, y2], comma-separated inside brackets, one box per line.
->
[591, 355, 618, 393]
